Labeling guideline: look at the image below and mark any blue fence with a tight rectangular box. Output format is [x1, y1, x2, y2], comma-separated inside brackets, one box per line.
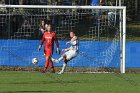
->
[0, 40, 140, 68]
[126, 42, 140, 68]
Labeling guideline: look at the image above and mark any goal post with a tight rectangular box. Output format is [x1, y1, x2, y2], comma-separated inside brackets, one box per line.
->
[122, 7, 126, 73]
[0, 5, 126, 73]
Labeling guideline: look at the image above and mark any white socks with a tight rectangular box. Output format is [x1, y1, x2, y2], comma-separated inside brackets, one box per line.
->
[62, 63, 66, 72]
[58, 56, 64, 62]
[51, 56, 64, 63]
[59, 63, 66, 74]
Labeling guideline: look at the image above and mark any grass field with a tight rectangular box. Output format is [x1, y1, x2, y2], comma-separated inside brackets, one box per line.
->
[0, 71, 139, 93]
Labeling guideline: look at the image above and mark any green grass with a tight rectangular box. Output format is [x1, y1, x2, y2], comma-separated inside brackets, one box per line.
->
[0, 71, 140, 93]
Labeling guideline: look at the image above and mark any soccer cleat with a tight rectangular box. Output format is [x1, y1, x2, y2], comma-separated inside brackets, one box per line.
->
[50, 68, 55, 73]
[51, 58, 59, 63]
[41, 70, 46, 73]
[58, 71, 64, 74]
[41, 67, 47, 73]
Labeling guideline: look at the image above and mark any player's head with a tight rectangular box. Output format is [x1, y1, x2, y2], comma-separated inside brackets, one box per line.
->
[70, 31, 76, 38]
[41, 20, 45, 25]
[46, 24, 52, 32]
[40, 19, 46, 26]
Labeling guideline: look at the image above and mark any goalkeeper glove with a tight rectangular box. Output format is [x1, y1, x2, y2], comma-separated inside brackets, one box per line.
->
[56, 48, 60, 54]
[38, 45, 42, 51]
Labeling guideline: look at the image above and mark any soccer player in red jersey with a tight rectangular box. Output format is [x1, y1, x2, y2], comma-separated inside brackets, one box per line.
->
[38, 24, 60, 73]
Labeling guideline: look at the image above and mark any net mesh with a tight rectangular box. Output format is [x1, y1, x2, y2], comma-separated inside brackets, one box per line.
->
[0, 6, 123, 73]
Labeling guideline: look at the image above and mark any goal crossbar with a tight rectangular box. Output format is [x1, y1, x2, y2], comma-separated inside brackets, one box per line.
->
[0, 5, 126, 9]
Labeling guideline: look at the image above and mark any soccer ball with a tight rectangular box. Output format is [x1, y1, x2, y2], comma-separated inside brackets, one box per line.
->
[32, 58, 38, 65]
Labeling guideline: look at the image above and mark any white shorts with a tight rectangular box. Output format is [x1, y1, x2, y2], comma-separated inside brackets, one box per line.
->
[65, 50, 78, 59]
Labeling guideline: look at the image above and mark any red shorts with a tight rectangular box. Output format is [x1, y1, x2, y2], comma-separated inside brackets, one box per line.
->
[44, 49, 53, 57]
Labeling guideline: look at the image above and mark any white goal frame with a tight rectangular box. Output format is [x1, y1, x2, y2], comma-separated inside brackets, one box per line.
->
[0, 5, 126, 73]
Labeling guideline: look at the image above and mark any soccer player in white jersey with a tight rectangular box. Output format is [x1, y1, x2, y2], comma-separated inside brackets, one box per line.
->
[51, 31, 79, 74]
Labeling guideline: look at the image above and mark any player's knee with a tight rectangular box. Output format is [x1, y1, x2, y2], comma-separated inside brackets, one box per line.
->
[66, 58, 71, 61]
[62, 54, 66, 58]
[46, 56, 51, 60]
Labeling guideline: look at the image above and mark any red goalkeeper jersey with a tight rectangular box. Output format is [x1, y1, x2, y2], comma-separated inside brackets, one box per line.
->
[40, 31, 59, 56]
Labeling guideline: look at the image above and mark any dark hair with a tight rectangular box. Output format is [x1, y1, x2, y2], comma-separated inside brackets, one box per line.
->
[40, 19, 46, 28]
[70, 30, 76, 34]
[45, 23, 53, 31]
[40, 19, 47, 24]
[47, 23, 53, 28]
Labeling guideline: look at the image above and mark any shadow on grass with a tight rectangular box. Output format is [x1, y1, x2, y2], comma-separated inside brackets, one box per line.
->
[2, 90, 74, 93]
[0, 80, 80, 85]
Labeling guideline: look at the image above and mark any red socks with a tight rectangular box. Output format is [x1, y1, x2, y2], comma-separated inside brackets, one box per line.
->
[42, 59, 55, 73]
[49, 60, 55, 73]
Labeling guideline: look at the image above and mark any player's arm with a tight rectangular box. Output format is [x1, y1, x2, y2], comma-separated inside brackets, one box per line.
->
[63, 36, 78, 52]
[54, 33, 60, 54]
[38, 34, 45, 51]
[54, 33, 59, 48]
[66, 36, 77, 44]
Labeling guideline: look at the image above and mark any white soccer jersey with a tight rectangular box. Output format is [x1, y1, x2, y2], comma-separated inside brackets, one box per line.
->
[70, 36, 79, 52]
[64, 36, 79, 59]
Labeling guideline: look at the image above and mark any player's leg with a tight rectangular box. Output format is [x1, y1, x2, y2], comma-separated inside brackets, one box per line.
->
[42, 56, 50, 73]
[51, 53, 66, 63]
[58, 58, 69, 74]
[51, 51, 68, 63]
[58, 51, 78, 74]
[58, 52, 72, 74]
[58, 54, 66, 62]
[46, 49, 55, 73]
[49, 59, 55, 73]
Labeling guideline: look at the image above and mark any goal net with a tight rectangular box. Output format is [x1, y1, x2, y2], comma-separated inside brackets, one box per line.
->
[0, 5, 126, 73]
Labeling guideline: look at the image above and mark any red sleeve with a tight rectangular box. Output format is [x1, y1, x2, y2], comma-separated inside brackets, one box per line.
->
[40, 33, 45, 45]
[54, 33, 59, 48]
